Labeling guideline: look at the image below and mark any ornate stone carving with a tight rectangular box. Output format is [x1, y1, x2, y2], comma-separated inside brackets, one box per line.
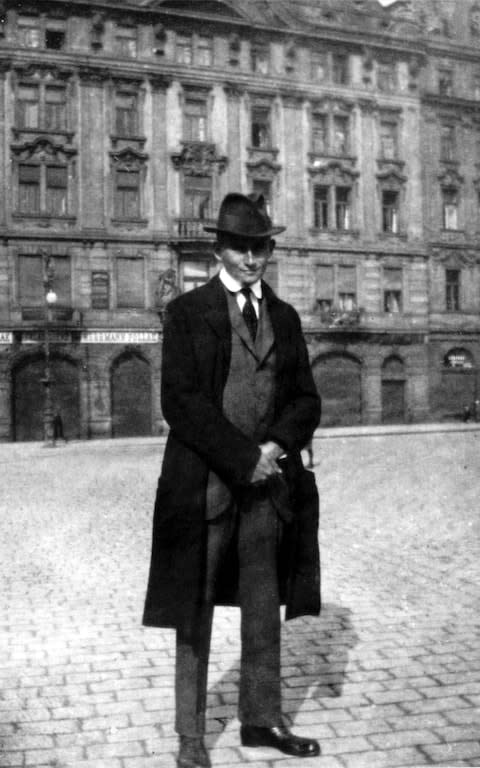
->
[11, 135, 76, 162]
[246, 158, 281, 181]
[438, 167, 464, 187]
[308, 159, 359, 184]
[91, 12, 105, 51]
[171, 142, 227, 175]
[110, 146, 148, 170]
[156, 268, 180, 318]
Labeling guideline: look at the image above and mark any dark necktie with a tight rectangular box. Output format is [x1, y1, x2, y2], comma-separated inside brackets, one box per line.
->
[240, 287, 258, 341]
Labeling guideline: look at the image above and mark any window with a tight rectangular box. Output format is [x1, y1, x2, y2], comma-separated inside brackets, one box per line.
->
[252, 179, 272, 215]
[474, 73, 480, 101]
[115, 25, 137, 58]
[440, 124, 456, 161]
[197, 36, 213, 66]
[338, 266, 356, 309]
[184, 98, 207, 142]
[311, 111, 350, 156]
[16, 85, 39, 129]
[18, 164, 40, 214]
[312, 114, 327, 153]
[46, 28, 65, 50]
[382, 190, 399, 233]
[316, 264, 334, 310]
[438, 68, 453, 96]
[91, 271, 110, 309]
[442, 187, 458, 230]
[46, 166, 67, 215]
[377, 62, 396, 92]
[17, 16, 41, 48]
[115, 92, 138, 137]
[16, 82, 67, 132]
[176, 34, 193, 65]
[114, 170, 140, 219]
[446, 268, 460, 311]
[117, 257, 144, 308]
[335, 187, 351, 230]
[332, 53, 349, 85]
[17, 161, 71, 216]
[18, 254, 71, 306]
[251, 43, 269, 75]
[251, 106, 271, 148]
[380, 120, 398, 160]
[333, 115, 349, 155]
[181, 260, 211, 292]
[183, 175, 211, 219]
[45, 86, 67, 131]
[384, 267, 403, 313]
[313, 185, 329, 229]
[311, 52, 327, 82]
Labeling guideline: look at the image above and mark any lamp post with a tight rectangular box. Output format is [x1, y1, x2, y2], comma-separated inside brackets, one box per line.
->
[41, 252, 57, 446]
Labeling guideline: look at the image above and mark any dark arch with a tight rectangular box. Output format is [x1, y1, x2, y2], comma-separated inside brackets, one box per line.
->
[12, 353, 80, 442]
[111, 350, 152, 437]
[382, 354, 405, 378]
[443, 347, 475, 369]
[312, 352, 362, 427]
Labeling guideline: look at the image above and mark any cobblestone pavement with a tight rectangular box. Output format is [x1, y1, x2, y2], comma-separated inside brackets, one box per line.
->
[1, 429, 480, 768]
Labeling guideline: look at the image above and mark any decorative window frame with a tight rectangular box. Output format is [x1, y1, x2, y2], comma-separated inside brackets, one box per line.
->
[11, 64, 75, 141]
[308, 160, 359, 234]
[109, 77, 146, 148]
[109, 146, 149, 228]
[308, 97, 355, 162]
[438, 167, 464, 232]
[376, 168, 407, 237]
[11, 135, 77, 223]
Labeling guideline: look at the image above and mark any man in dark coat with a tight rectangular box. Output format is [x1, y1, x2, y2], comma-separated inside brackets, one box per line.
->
[143, 192, 321, 768]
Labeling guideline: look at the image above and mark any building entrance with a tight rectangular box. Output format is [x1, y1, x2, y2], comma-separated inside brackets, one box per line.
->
[312, 353, 362, 426]
[111, 352, 152, 437]
[13, 356, 80, 441]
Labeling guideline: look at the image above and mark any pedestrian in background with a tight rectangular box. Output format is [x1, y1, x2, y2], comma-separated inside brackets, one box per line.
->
[143, 192, 321, 768]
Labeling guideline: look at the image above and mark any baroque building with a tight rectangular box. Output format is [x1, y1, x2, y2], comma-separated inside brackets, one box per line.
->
[0, 0, 479, 440]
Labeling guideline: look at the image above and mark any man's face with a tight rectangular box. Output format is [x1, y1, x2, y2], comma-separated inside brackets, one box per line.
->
[216, 235, 273, 287]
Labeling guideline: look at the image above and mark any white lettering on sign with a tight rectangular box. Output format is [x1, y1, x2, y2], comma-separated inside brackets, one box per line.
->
[0, 331, 13, 345]
[80, 331, 160, 344]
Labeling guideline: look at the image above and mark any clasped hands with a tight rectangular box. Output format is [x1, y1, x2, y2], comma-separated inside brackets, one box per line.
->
[250, 441, 285, 484]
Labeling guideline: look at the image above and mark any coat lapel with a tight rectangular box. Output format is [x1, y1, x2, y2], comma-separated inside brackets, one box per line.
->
[203, 275, 231, 343]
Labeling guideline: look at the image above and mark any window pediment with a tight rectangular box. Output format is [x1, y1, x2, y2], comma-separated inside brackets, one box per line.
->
[12, 135, 75, 162]
[308, 159, 358, 185]
[438, 167, 463, 187]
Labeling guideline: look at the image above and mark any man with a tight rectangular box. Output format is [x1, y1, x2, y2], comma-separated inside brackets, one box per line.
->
[143, 193, 321, 768]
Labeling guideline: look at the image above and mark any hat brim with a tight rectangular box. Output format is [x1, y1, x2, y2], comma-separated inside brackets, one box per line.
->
[203, 225, 286, 237]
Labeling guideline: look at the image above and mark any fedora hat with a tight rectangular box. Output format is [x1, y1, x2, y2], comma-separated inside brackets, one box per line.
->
[204, 192, 286, 238]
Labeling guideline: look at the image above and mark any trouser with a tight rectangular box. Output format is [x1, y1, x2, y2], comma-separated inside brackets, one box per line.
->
[175, 495, 282, 736]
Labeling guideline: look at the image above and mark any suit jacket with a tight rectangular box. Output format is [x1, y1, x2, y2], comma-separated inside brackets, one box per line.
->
[143, 275, 321, 636]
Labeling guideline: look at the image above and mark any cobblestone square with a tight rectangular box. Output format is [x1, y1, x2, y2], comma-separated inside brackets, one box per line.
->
[1, 428, 480, 767]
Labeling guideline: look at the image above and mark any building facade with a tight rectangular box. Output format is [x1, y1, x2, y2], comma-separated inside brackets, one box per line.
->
[0, 0, 479, 441]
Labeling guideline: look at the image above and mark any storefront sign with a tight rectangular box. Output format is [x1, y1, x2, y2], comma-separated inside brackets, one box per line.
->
[80, 331, 160, 344]
[0, 331, 12, 345]
[22, 331, 73, 344]
[445, 351, 473, 369]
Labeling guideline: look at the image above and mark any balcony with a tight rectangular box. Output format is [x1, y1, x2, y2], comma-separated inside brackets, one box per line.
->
[21, 306, 82, 325]
[174, 218, 216, 239]
[317, 304, 364, 328]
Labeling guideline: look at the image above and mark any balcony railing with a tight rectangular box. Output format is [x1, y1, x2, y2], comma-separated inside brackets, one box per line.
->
[317, 305, 364, 328]
[174, 218, 216, 238]
[21, 306, 81, 324]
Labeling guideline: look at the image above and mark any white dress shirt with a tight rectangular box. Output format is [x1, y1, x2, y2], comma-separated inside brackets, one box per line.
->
[219, 267, 262, 318]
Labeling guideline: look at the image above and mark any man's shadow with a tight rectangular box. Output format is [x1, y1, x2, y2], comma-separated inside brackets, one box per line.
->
[205, 602, 358, 745]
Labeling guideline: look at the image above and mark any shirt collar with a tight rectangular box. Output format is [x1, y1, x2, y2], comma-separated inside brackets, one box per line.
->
[219, 267, 263, 299]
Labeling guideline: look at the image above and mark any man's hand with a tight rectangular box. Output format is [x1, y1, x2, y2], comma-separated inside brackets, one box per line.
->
[249, 441, 284, 484]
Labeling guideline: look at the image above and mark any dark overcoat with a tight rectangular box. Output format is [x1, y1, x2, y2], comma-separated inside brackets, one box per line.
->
[143, 275, 321, 637]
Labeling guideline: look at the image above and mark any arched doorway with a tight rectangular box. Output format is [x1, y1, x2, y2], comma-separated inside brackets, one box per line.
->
[111, 352, 152, 437]
[382, 355, 406, 423]
[312, 353, 362, 426]
[13, 355, 80, 441]
[438, 348, 476, 420]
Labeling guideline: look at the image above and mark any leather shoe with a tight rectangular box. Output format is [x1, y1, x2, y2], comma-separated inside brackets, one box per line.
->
[240, 724, 320, 757]
[177, 735, 211, 768]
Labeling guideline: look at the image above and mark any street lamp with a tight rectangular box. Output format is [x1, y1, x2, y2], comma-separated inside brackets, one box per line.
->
[41, 254, 57, 446]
